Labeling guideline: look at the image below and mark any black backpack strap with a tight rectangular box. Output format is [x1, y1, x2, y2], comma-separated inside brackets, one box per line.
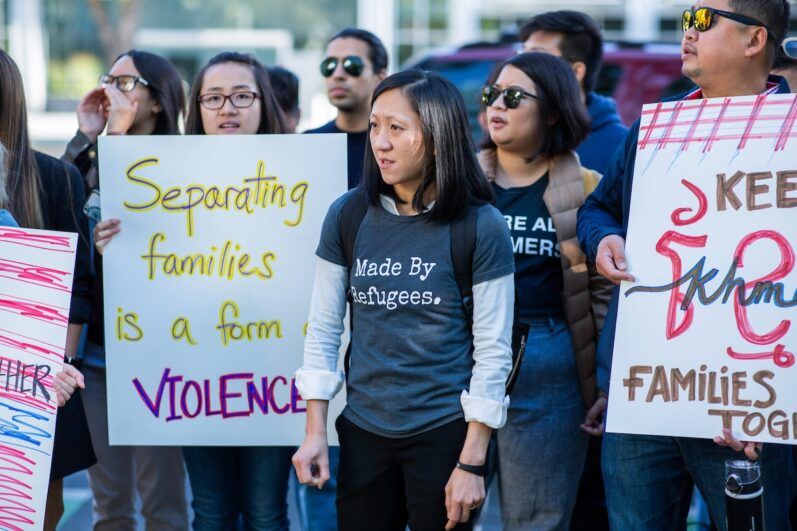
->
[339, 190, 370, 271]
[338, 190, 369, 379]
[450, 205, 479, 320]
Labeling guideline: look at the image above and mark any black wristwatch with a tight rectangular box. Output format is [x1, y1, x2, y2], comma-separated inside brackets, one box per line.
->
[455, 461, 487, 477]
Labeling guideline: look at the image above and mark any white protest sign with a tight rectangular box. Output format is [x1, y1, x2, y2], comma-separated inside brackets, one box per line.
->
[100, 135, 347, 445]
[608, 93, 797, 443]
[0, 227, 78, 530]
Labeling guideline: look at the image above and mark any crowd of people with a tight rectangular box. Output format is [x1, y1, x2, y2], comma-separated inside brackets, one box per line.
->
[1, 1, 796, 530]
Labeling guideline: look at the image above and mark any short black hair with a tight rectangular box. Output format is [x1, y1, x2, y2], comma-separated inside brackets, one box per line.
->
[328, 28, 388, 73]
[363, 70, 494, 222]
[519, 10, 603, 93]
[481, 53, 590, 160]
[729, 0, 791, 61]
[267, 65, 300, 117]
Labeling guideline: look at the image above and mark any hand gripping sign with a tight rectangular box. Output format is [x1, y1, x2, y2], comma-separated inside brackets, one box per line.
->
[608, 94, 797, 444]
[0, 227, 78, 530]
[99, 134, 347, 445]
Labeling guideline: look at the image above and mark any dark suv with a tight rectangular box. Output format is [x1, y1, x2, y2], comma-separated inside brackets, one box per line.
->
[405, 40, 691, 142]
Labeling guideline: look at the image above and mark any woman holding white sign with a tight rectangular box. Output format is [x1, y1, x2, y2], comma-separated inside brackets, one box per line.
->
[292, 70, 515, 530]
[96, 51, 293, 531]
[63, 50, 190, 531]
[478, 52, 612, 531]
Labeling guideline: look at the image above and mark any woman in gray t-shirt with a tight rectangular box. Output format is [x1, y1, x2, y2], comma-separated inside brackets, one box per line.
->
[294, 70, 515, 531]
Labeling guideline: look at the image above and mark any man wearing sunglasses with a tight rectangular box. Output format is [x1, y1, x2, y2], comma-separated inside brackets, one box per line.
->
[520, 11, 628, 177]
[578, 1, 795, 529]
[304, 28, 388, 190]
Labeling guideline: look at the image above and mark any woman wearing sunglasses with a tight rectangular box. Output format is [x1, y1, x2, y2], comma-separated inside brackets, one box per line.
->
[293, 70, 515, 531]
[62, 49, 190, 530]
[478, 52, 611, 531]
[96, 51, 291, 530]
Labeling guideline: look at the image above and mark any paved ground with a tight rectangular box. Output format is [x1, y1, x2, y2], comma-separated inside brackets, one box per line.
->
[58, 472, 503, 530]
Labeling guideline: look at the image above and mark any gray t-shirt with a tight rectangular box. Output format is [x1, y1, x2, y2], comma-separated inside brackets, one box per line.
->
[316, 191, 514, 437]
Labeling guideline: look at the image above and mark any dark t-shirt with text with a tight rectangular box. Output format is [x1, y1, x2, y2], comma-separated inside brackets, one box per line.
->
[493, 175, 564, 320]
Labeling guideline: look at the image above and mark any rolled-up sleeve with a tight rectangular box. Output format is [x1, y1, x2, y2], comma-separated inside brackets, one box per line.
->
[295, 258, 348, 400]
[460, 272, 513, 429]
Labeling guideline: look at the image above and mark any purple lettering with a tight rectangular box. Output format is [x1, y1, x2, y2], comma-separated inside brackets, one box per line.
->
[180, 380, 202, 418]
[268, 376, 291, 414]
[291, 378, 306, 413]
[132, 368, 172, 418]
[220, 373, 253, 418]
[203, 379, 223, 416]
[247, 378, 269, 414]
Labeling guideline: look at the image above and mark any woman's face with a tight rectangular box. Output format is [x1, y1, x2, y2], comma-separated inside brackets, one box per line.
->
[199, 62, 262, 135]
[369, 88, 426, 189]
[108, 55, 160, 130]
[486, 64, 541, 153]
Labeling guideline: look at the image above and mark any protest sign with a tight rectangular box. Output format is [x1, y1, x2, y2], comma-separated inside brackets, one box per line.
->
[0, 227, 78, 530]
[608, 93, 797, 443]
[99, 135, 347, 445]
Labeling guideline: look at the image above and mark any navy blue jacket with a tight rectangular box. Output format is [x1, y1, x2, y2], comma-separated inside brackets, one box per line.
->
[576, 92, 629, 176]
[576, 75, 791, 393]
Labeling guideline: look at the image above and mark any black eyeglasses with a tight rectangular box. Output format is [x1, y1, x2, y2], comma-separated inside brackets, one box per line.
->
[481, 85, 538, 109]
[198, 91, 260, 110]
[682, 7, 775, 42]
[99, 74, 149, 92]
[320, 56, 365, 78]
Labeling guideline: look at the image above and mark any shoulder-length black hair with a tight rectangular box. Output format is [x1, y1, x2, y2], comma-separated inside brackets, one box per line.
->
[481, 52, 590, 160]
[116, 50, 185, 135]
[362, 70, 494, 222]
[185, 51, 286, 135]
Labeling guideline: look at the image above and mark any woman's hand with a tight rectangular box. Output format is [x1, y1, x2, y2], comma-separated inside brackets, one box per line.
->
[714, 427, 762, 461]
[580, 394, 607, 436]
[445, 467, 485, 529]
[292, 433, 330, 490]
[93, 218, 121, 255]
[104, 85, 138, 135]
[54, 363, 85, 407]
[76, 87, 108, 143]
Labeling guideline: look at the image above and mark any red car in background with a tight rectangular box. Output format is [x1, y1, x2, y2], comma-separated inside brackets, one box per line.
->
[404, 40, 691, 143]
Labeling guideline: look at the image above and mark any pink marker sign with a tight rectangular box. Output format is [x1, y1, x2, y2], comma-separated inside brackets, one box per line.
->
[0, 227, 77, 530]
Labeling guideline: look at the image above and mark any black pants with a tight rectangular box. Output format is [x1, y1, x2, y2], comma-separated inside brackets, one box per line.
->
[336, 415, 474, 531]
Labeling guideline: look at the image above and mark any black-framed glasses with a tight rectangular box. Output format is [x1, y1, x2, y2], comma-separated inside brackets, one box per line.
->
[320, 56, 365, 78]
[99, 74, 149, 92]
[682, 7, 775, 41]
[198, 92, 260, 110]
[481, 85, 538, 109]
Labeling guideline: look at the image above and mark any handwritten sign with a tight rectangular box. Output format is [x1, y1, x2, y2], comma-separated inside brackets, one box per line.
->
[0, 227, 78, 530]
[608, 93, 797, 444]
[99, 135, 347, 445]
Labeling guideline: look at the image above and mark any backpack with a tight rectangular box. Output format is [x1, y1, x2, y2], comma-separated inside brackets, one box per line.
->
[337, 190, 528, 395]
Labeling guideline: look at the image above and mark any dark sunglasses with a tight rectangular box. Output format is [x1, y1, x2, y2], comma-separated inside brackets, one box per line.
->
[682, 7, 775, 41]
[481, 85, 538, 109]
[783, 36, 797, 58]
[99, 74, 149, 92]
[320, 56, 365, 78]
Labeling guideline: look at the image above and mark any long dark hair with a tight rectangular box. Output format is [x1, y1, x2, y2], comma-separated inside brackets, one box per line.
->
[116, 49, 185, 135]
[185, 52, 286, 135]
[362, 70, 494, 222]
[481, 52, 590, 160]
[0, 50, 43, 228]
